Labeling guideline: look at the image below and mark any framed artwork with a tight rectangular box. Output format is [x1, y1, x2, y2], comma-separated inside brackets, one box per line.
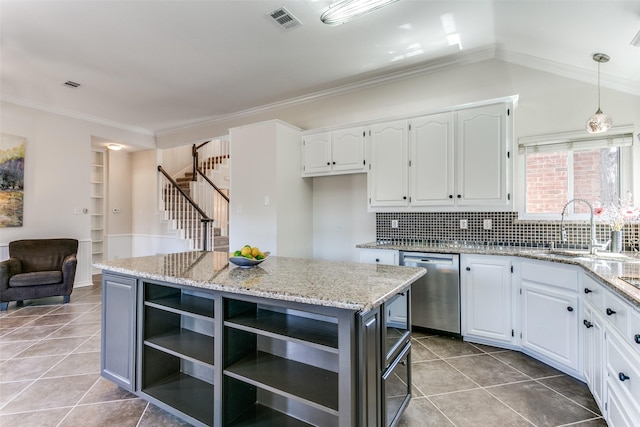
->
[0, 133, 25, 227]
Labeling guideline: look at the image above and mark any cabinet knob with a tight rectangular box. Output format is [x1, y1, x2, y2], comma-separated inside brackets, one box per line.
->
[618, 372, 630, 382]
[567, 306, 574, 312]
[634, 334, 640, 344]
[583, 319, 593, 328]
[448, 195, 453, 199]
[584, 288, 592, 294]
[326, 162, 330, 165]
[403, 196, 407, 200]
[332, 161, 336, 165]
[466, 267, 471, 271]
[375, 258, 380, 263]
[606, 308, 616, 316]
[457, 194, 462, 199]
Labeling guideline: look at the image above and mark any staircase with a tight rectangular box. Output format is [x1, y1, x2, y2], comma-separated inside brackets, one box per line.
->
[158, 139, 230, 252]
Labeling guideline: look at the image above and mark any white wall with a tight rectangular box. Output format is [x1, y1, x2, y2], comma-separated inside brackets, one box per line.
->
[312, 173, 375, 262]
[229, 120, 313, 258]
[0, 101, 155, 283]
[158, 59, 640, 261]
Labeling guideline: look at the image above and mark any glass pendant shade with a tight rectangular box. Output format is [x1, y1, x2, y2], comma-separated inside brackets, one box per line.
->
[586, 53, 612, 134]
[586, 109, 613, 134]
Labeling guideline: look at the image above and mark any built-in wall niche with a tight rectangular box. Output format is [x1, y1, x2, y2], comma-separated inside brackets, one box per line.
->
[91, 148, 105, 272]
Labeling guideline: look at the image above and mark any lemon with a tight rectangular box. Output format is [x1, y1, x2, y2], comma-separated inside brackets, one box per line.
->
[251, 247, 260, 257]
[240, 246, 252, 257]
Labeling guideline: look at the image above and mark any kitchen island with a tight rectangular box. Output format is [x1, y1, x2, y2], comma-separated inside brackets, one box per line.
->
[96, 252, 426, 427]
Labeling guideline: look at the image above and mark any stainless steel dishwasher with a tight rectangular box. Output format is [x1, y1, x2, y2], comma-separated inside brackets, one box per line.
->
[400, 252, 460, 335]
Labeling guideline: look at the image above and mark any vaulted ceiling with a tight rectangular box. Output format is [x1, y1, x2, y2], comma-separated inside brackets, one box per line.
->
[1, 1, 639, 135]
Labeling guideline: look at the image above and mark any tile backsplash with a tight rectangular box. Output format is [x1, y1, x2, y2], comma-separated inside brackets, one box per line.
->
[376, 212, 640, 251]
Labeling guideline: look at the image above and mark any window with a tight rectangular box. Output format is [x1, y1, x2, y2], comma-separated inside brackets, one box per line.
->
[519, 128, 633, 217]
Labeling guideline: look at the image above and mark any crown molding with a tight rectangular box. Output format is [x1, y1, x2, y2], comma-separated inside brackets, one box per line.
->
[156, 46, 496, 136]
[0, 96, 156, 136]
[495, 48, 640, 96]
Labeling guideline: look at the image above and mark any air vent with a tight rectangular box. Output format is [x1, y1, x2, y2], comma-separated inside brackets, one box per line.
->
[63, 80, 82, 89]
[268, 7, 302, 31]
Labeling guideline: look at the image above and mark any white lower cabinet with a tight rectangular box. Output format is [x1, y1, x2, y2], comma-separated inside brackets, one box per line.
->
[518, 260, 580, 375]
[458, 256, 640, 426]
[606, 329, 640, 426]
[520, 282, 579, 373]
[582, 301, 606, 413]
[359, 248, 399, 266]
[461, 255, 514, 345]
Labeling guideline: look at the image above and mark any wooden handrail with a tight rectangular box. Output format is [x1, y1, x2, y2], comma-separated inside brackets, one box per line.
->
[157, 165, 211, 220]
[196, 167, 230, 203]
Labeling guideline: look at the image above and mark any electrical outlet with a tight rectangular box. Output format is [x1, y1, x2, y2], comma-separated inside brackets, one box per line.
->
[460, 219, 468, 229]
[483, 219, 492, 230]
[391, 219, 399, 228]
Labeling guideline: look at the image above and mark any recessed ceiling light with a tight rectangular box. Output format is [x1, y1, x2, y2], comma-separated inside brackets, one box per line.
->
[63, 80, 82, 89]
[107, 144, 122, 151]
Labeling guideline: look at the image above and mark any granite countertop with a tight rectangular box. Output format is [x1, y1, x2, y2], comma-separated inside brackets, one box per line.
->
[95, 252, 426, 312]
[357, 242, 640, 308]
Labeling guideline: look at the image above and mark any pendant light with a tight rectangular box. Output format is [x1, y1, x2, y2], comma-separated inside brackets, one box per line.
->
[586, 53, 613, 134]
[321, 0, 399, 25]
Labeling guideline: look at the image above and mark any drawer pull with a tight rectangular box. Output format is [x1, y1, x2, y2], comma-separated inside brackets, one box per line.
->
[583, 319, 593, 329]
[618, 372, 630, 382]
[584, 288, 592, 294]
[567, 306, 574, 312]
[635, 334, 640, 344]
[606, 308, 616, 316]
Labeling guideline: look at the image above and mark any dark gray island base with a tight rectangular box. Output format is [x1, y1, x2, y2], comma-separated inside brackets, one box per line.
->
[97, 252, 425, 427]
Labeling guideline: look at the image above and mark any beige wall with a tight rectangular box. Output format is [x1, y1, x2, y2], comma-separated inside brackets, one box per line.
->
[0, 101, 154, 245]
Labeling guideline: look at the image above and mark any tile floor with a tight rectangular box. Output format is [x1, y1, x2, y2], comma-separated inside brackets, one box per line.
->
[0, 277, 607, 427]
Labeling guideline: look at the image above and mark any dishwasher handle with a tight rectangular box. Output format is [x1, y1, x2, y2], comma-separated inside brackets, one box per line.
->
[403, 256, 454, 265]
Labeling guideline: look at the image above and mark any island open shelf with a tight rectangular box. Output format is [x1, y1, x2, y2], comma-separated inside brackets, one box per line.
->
[99, 254, 425, 426]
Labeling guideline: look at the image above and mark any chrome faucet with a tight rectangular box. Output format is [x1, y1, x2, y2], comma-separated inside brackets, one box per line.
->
[560, 198, 603, 255]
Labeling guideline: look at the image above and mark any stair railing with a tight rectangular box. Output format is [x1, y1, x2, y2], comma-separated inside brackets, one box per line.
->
[191, 140, 230, 239]
[158, 166, 215, 251]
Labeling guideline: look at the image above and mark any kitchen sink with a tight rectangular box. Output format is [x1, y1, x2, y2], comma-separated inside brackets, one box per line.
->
[548, 250, 639, 263]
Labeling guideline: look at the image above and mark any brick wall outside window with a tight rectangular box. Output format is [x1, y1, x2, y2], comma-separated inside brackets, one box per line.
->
[526, 148, 617, 214]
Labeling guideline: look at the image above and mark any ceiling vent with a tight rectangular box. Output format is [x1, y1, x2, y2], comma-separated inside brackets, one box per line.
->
[268, 7, 302, 31]
[63, 80, 82, 89]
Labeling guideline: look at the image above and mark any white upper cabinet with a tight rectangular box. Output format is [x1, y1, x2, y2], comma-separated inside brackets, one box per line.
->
[409, 112, 455, 207]
[301, 131, 332, 176]
[456, 103, 511, 207]
[301, 126, 366, 177]
[368, 120, 409, 207]
[332, 127, 366, 173]
[366, 102, 513, 212]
